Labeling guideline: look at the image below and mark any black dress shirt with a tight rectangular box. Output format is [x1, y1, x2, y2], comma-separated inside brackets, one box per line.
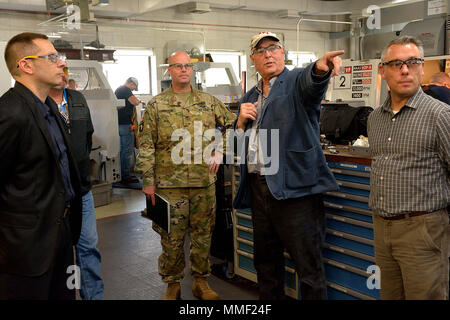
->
[33, 95, 75, 206]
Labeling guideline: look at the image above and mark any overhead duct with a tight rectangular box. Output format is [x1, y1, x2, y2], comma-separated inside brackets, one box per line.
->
[278, 9, 299, 19]
[182, 2, 211, 14]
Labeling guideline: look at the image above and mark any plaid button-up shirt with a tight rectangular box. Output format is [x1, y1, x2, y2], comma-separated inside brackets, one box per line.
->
[368, 87, 450, 217]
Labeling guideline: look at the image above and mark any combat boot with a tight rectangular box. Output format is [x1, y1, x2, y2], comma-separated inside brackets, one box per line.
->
[192, 277, 220, 300]
[163, 282, 181, 300]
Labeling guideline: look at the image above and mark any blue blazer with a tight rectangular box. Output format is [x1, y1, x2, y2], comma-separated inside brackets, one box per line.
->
[233, 64, 338, 209]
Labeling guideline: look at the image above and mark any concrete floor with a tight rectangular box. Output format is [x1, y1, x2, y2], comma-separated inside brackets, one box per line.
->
[96, 187, 146, 220]
[95, 187, 259, 300]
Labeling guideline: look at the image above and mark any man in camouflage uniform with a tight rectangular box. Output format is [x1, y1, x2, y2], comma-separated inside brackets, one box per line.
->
[136, 51, 236, 300]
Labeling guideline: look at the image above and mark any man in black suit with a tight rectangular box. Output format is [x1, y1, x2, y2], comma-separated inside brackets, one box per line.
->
[0, 32, 82, 299]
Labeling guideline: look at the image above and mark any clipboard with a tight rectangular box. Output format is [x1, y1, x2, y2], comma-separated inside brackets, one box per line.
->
[143, 193, 170, 233]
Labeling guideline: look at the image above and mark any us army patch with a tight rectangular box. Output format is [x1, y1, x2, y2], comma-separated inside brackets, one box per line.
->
[139, 121, 144, 132]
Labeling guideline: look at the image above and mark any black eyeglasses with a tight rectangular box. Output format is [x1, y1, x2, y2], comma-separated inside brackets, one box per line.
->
[169, 63, 194, 70]
[252, 44, 282, 56]
[381, 58, 424, 70]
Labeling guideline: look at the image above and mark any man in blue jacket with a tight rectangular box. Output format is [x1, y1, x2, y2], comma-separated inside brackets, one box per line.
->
[233, 31, 343, 300]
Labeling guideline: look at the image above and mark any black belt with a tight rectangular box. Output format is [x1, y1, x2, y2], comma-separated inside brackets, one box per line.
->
[382, 210, 435, 221]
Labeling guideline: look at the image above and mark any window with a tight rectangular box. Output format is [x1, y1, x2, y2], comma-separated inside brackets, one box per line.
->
[286, 51, 317, 70]
[102, 49, 153, 94]
[204, 51, 246, 87]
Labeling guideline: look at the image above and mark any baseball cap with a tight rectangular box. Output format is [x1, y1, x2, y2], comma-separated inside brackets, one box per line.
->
[127, 77, 139, 91]
[250, 31, 281, 51]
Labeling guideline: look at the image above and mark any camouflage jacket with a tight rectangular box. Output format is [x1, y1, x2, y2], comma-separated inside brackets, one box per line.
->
[136, 86, 236, 188]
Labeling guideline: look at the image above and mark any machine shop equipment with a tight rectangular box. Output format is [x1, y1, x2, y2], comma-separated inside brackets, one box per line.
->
[323, 54, 450, 152]
[194, 62, 242, 108]
[160, 61, 242, 111]
[66, 59, 123, 206]
[321, 59, 383, 152]
[326, 58, 386, 109]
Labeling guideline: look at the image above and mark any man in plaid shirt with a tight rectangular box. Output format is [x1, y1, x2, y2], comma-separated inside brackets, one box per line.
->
[368, 36, 449, 300]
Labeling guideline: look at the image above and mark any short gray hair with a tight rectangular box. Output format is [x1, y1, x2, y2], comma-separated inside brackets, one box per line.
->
[381, 36, 424, 61]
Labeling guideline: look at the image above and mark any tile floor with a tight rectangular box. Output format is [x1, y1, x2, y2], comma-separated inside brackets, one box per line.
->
[95, 187, 259, 300]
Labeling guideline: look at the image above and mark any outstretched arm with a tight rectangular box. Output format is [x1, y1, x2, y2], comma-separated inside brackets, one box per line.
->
[314, 50, 344, 77]
[299, 50, 345, 106]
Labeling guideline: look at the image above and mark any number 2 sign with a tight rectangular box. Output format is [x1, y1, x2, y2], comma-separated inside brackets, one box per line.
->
[333, 73, 351, 90]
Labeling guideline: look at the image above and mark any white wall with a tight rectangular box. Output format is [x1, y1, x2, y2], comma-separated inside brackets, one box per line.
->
[0, 41, 12, 96]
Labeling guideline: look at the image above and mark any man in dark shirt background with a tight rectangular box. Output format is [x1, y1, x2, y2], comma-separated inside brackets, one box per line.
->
[49, 68, 104, 300]
[423, 72, 450, 105]
[114, 77, 142, 184]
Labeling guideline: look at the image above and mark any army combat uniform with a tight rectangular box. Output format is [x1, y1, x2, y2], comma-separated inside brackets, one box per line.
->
[136, 86, 236, 283]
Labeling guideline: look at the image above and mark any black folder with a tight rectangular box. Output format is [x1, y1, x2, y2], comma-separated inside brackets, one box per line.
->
[143, 193, 170, 233]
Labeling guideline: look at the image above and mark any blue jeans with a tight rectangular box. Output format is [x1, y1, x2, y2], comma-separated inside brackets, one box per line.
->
[119, 124, 135, 179]
[75, 191, 104, 300]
